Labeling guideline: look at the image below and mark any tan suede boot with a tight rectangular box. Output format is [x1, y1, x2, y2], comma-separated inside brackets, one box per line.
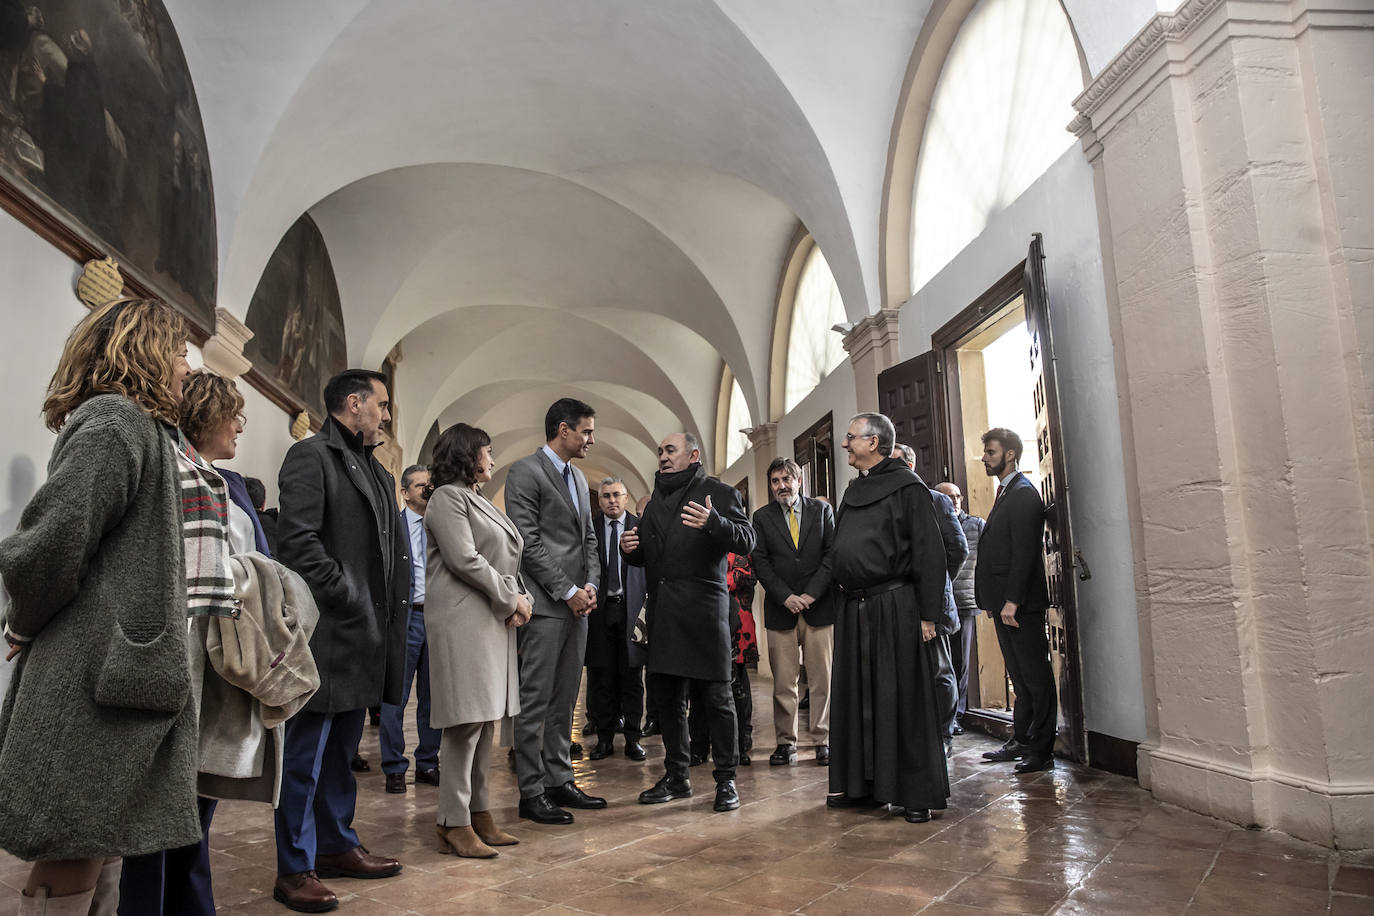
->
[471, 810, 520, 846]
[18, 887, 97, 915]
[434, 823, 497, 859]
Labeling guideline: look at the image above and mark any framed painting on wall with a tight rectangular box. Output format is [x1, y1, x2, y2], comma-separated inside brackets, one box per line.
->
[0, 0, 216, 332]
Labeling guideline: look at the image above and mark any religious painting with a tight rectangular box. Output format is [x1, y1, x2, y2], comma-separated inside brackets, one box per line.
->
[0, 0, 216, 330]
[243, 214, 347, 422]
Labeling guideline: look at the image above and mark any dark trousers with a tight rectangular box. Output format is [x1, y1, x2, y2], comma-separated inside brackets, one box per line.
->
[118, 796, 217, 915]
[951, 613, 977, 718]
[690, 662, 752, 756]
[379, 605, 440, 775]
[589, 620, 644, 740]
[651, 672, 736, 783]
[932, 635, 957, 740]
[994, 611, 1057, 756]
[585, 666, 603, 730]
[274, 708, 366, 875]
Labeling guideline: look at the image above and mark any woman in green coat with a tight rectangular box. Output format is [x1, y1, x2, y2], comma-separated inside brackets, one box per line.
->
[0, 299, 199, 913]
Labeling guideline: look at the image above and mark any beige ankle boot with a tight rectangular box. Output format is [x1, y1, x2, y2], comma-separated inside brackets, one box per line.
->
[471, 811, 519, 846]
[18, 887, 97, 915]
[434, 823, 498, 858]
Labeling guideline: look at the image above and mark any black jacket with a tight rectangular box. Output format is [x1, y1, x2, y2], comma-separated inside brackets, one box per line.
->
[276, 417, 408, 714]
[623, 465, 754, 681]
[951, 512, 985, 615]
[587, 511, 648, 668]
[928, 486, 969, 635]
[750, 496, 835, 631]
[974, 471, 1050, 615]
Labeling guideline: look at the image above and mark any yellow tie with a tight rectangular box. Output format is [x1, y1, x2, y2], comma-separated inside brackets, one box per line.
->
[788, 504, 800, 548]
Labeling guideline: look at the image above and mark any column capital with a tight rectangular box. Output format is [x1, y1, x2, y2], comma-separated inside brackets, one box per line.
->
[841, 307, 901, 364]
[744, 422, 778, 453]
[200, 307, 254, 379]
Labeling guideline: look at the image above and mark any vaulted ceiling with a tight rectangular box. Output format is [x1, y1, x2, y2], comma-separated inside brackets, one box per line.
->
[166, 0, 1164, 493]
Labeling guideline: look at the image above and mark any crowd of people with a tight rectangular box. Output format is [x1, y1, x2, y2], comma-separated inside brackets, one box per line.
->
[0, 300, 1058, 914]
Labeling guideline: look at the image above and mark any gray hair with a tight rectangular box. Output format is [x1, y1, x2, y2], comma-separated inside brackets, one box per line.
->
[893, 443, 916, 468]
[682, 430, 701, 456]
[850, 412, 896, 457]
[400, 464, 429, 489]
[599, 476, 627, 491]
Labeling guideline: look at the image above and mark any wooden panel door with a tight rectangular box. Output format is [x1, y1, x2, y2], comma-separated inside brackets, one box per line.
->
[792, 413, 836, 502]
[878, 350, 949, 484]
[1024, 232, 1085, 761]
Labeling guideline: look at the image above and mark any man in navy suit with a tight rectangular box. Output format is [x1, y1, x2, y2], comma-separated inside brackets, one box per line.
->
[587, 477, 649, 761]
[973, 427, 1057, 773]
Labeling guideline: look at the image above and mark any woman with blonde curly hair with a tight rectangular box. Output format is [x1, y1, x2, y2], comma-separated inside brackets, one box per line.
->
[0, 299, 203, 914]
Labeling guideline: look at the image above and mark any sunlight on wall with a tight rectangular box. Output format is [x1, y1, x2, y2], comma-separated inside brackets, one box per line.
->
[983, 320, 1040, 492]
[784, 245, 847, 414]
[725, 376, 750, 467]
[910, 0, 1082, 293]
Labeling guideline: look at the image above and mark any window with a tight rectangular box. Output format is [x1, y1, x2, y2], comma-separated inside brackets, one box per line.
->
[909, 0, 1082, 291]
[725, 375, 750, 467]
[784, 245, 846, 413]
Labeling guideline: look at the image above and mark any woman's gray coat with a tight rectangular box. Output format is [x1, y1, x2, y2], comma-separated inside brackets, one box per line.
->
[0, 395, 200, 860]
[424, 484, 525, 728]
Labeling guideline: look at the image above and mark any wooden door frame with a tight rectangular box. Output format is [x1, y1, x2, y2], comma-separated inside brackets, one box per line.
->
[931, 259, 1087, 762]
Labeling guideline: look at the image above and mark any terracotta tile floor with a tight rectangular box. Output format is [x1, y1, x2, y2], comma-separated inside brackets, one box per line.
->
[2, 674, 1370, 915]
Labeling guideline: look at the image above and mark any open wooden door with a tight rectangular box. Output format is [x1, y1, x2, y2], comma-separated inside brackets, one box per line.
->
[878, 350, 949, 484]
[1024, 232, 1086, 761]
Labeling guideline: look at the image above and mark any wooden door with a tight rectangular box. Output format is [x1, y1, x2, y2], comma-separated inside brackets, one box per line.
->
[877, 350, 949, 484]
[1024, 232, 1085, 761]
[792, 413, 836, 502]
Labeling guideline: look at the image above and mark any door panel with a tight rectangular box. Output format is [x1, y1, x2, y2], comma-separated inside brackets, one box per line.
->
[1023, 232, 1085, 761]
[878, 350, 949, 484]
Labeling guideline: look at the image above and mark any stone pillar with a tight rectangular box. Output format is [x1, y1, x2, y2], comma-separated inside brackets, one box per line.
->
[200, 308, 254, 379]
[840, 308, 901, 413]
[746, 422, 779, 492]
[1072, 0, 1374, 847]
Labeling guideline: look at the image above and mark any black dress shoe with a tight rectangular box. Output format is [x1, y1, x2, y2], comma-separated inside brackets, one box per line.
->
[903, 808, 932, 823]
[1014, 754, 1054, 774]
[350, 754, 370, 773]
[384, 773, 405, 794]
[625, 741, 647, 761]
[982, 742, 1029, 762]
[639, 774, 692, 804]
[518, 793, 574, 824]
[581, 719, 597, 737]
[688, 751, 708, 767]
[826, 793, 878, 808]
[951, 723, 964, 736]
[737, 751, 751, 766]
[415, 767, 440, 786]
[546, 780, 607, 809]
[641, 719, 659, 737]
[713, 780, 741, 812]
[589, 739, 615, 760]
[769, 744, 797, 766]
[815, 745, 830, 766]
[944, 737, 954, 759]
[570, 741, 583, 760]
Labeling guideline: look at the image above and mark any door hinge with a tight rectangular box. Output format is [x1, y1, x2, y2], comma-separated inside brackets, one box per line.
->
[1074, 547, 1092, 581]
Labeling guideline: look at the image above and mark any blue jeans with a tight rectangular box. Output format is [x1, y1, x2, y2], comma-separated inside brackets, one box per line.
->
[379, 606, 440, 775]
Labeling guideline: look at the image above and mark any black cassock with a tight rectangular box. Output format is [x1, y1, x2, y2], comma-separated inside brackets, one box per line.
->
[829, 456, 951, 812]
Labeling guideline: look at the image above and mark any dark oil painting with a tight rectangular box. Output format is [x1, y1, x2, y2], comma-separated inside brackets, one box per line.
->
[243, 214, 347, 422]
[0, 0, 215, 329]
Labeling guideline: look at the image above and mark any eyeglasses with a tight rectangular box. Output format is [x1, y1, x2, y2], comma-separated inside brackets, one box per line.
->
[843, 432, 877, 443]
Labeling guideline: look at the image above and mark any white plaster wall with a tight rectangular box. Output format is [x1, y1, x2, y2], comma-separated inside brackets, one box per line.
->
[900, 147, 1145, 744]
[217, 383, 299, 510]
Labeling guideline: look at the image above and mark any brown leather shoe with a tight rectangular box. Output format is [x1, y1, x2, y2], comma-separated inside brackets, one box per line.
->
[313, 845, 401, 880]
[273, 871, 338, 912]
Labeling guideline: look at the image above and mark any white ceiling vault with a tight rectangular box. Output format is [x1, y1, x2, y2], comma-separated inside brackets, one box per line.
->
[165, 0, 1165, 489]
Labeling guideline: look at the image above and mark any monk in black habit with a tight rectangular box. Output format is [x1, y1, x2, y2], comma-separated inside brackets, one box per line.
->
[827, 412, 951, 822]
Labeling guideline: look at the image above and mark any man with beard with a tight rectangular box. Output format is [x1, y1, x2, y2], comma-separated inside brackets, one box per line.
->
[827, 413, 950, 823]
[975, 428, 1056, 773]
[621, 432, 754, 812]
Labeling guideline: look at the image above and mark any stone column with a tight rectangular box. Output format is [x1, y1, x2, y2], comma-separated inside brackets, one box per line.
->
[746, 422, 779, 490]
[840, 308, 901, 413]
[200, 307, 254, 379]
[1073, 0, 1374, 847]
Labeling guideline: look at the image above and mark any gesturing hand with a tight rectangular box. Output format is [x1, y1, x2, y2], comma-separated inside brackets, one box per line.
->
[681, 495, 714, 529]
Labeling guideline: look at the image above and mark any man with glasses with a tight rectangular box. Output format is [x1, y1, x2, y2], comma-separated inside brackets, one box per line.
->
[826, 414, 950, 823]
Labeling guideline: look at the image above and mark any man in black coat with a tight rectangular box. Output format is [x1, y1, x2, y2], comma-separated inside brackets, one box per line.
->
[273, 370, 408, 910]
[622, 432, 755, 813]
[751, 456, 835, 767]
[587, 476, 648, 761]
[974, 427, 1056, 773]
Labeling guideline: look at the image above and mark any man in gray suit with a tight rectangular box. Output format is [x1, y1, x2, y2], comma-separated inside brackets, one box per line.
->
[505, 398, 606, 824]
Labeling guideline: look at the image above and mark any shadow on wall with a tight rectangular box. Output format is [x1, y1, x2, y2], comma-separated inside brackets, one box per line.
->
[0, 456, 36, 694]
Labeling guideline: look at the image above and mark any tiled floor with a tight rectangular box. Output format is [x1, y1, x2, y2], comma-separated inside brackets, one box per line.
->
[2, 673, 1370, 915]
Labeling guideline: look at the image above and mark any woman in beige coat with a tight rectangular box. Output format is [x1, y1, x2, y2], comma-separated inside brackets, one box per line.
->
[424, 423, 533, 858]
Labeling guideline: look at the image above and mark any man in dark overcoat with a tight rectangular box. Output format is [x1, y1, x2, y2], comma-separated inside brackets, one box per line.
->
[974, 427, 1057, 773]
[622, 432, 754, 812]
[587, 476, 648, 761]
[272, 369, 408, 911]
[828, 413, 950, 824]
